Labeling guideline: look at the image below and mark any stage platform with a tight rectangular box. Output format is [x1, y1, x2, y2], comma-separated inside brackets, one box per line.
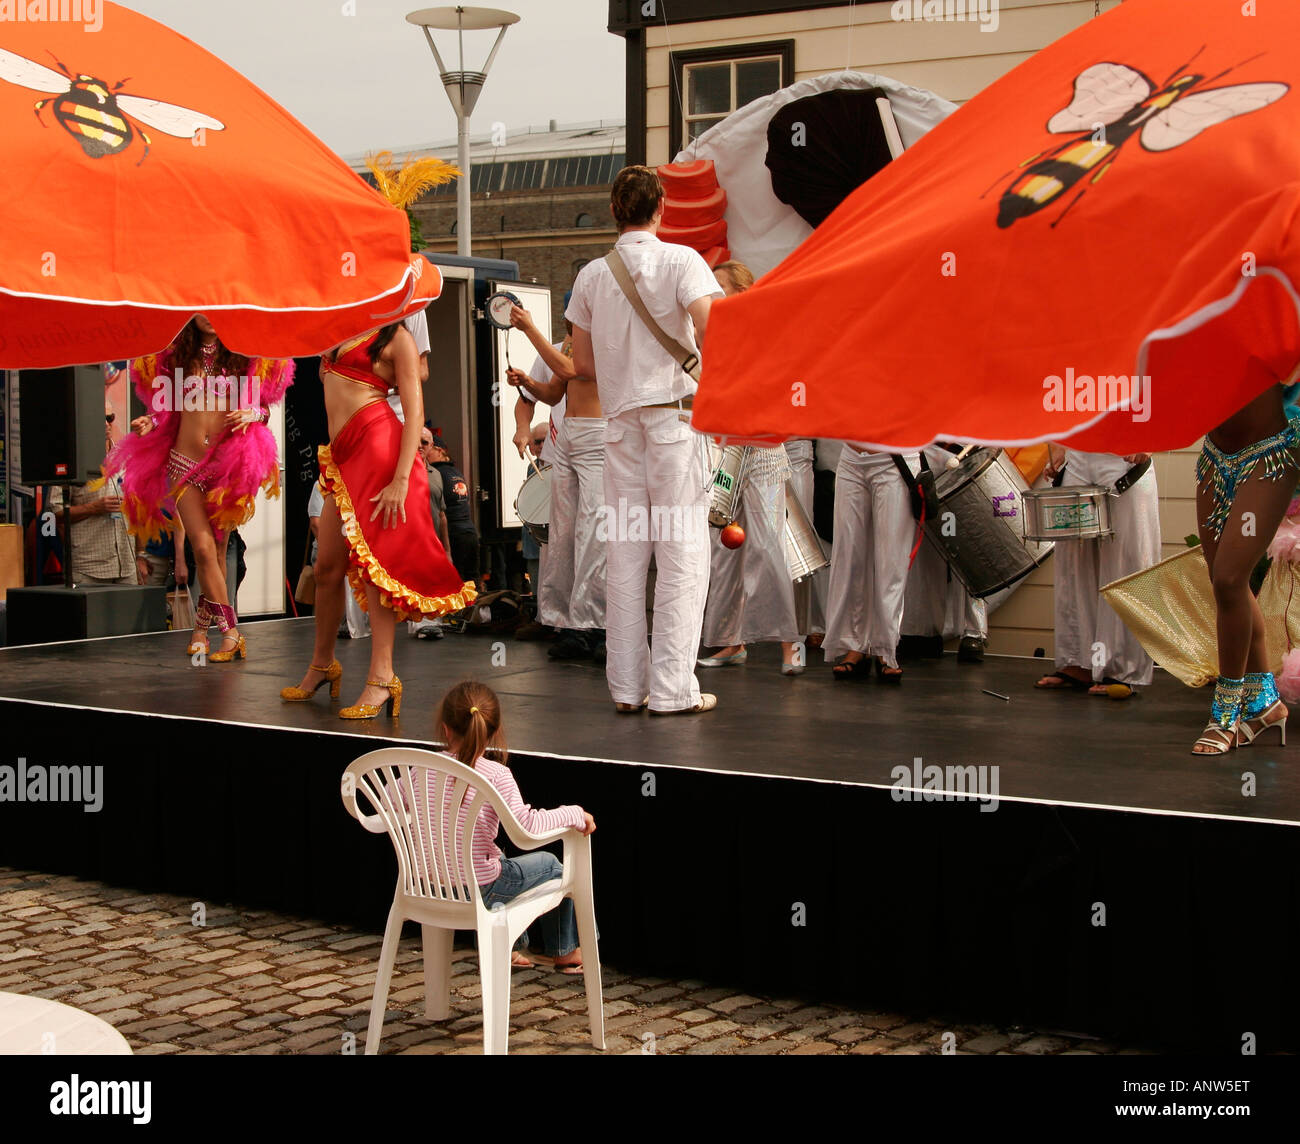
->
[1, 619, 1297, 1050]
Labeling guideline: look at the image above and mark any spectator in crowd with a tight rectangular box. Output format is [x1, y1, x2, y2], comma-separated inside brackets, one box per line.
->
[426, 433, 479, 588]
[46, 404, 137, 586]
[409, 426, 452, 639]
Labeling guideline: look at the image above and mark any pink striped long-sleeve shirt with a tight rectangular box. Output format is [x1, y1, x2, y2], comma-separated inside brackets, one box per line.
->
[424, 757, 586, 888]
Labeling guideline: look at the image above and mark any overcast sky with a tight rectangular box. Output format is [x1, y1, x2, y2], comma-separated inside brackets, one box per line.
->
[125, 0, 626, 157]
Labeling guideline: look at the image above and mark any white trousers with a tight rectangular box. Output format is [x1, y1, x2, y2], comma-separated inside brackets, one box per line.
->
[701, 465, 799, 647]
[823, 449, 918, 669]
[538, 416, 608, 631]
[901, 445, 987, 640]
[785, 438, 826, 635]
[603, 407, 711, 711]
[1053, 450, 1161, 685]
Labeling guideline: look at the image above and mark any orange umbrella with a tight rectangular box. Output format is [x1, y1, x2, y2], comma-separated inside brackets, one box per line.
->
[0, 2, 441, 369]
[694, 0, 1300, 454]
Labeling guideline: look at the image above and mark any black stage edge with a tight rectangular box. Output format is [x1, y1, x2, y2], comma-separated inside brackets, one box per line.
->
[1, 619, 1297, 1052]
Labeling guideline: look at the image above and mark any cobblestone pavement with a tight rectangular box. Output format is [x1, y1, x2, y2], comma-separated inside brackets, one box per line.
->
[0, 868, 1152, 1056]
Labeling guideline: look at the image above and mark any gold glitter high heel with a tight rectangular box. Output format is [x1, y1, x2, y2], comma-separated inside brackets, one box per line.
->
[339, 677, 402, 720]
[281, 660, 343, 702]
[207, 602, 246, 663]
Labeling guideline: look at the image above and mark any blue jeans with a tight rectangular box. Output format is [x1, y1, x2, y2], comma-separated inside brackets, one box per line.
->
[479, 852, 577, 957]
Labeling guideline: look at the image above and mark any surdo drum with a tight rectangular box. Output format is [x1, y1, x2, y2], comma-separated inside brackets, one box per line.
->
[924, 447, 1054, 598]
[514, 463, 551, 545]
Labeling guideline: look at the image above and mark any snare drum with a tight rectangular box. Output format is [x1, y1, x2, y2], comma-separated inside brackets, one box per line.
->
[515, 464, 551, 545]
[1021, 486, 1114, 541]
[923, 447, 1054, 598]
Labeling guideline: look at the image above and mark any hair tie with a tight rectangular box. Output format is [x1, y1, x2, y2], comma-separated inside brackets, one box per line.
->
[470, 706, 479, 715]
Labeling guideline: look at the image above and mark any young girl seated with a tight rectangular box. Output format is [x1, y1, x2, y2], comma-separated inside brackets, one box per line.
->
[438, 680, 596, 972]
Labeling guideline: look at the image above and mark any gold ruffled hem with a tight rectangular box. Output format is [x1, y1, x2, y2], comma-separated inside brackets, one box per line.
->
[320, 444, 477, 621]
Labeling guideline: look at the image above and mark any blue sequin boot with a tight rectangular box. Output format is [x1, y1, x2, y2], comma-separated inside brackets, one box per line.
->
[1236, 672, 1287, 748]
[1192, 676, 1244, 755]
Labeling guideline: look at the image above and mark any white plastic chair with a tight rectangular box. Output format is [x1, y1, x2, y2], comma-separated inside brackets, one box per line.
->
[341, 746, 604, 1055]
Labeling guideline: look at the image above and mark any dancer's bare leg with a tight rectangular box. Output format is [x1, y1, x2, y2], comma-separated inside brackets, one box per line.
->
[348, 583, 398, 710]
[296, 493, 347, 691]
[175, 489, 234, 652]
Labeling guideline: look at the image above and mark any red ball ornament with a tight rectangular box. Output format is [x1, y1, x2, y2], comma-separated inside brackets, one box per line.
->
[720, 522, 746, 549]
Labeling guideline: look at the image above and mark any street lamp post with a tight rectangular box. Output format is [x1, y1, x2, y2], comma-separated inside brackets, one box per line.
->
[406, 6, 520, 258]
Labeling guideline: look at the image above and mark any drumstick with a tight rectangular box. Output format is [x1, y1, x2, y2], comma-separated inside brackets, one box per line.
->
[526, 454, 545, 480]
[946, 444, 977, 470]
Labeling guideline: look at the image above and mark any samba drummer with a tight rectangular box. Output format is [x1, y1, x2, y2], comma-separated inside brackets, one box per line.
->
[698, 261, 805, 676]
[1033, 447, 1160, 697]
[900, 443, 989, 665]
[506, 302, 608, 663]
[823, 441, 920, 684]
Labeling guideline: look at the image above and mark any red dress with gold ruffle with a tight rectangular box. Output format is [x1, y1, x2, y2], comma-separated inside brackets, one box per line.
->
[320, 331, 474, 620]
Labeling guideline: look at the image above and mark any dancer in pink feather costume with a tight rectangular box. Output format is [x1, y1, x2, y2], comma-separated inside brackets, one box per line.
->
[102, 315, 293, 662]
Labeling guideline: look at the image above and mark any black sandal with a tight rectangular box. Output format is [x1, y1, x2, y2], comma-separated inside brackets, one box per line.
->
[832, 656, 872, 681]
[875, 657, 903, 685]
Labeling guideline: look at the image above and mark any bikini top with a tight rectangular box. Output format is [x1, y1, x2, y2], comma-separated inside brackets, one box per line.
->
[322, 330, 389, 393]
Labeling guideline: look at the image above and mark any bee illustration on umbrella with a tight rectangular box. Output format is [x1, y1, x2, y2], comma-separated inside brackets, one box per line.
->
[987, 48, 1288, 228]
[0, 47, 225, 165]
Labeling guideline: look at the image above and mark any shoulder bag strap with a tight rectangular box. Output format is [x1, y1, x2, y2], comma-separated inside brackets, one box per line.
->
[604, 250, 701, 382]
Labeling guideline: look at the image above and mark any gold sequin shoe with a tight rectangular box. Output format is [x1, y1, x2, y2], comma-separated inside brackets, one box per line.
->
[281, 660, 343, 702]
[340, 676, 402, 720]
[207, 602, 246, 662]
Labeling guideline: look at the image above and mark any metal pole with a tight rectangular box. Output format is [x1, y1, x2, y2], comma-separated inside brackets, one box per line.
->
[457, 114, 471, 256]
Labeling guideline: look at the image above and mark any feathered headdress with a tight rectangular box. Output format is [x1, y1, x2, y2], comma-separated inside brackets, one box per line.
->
[365, 151, 461, 210]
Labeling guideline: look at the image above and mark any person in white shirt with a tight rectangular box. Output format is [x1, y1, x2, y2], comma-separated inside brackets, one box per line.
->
[1034, 447, 1160, 696]
[388, 311, 431, 424]
[823, 442, 920, 683]
[507, 303, 607, 662]
[566, 165, 724, 715]
[697, 261, 803, 675]
[900, 444, 988, 663]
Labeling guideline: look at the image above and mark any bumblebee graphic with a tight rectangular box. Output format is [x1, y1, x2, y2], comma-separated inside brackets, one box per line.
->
[0, 47, 225, 165]
[989, 49, 1288, 228]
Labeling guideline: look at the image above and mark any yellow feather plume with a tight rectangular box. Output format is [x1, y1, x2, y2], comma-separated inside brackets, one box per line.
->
[365, 151, 461, 210]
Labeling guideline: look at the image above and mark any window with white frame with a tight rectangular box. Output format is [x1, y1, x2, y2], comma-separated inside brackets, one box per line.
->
[671, 41, 793, 157]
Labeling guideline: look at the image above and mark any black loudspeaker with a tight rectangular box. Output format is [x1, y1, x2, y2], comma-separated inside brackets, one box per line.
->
[16, 366, 107, 485]
[4, 585, 168, 646]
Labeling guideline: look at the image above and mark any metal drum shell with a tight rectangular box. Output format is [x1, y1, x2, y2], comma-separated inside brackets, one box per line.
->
[783, 480, 829, 582]
[515, 463, 551, 546]
[1021, 486, 1115, 541]
[924, 448, 1054, 599]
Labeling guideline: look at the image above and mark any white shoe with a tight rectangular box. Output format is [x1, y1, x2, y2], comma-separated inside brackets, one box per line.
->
[649, 694, 717, 716]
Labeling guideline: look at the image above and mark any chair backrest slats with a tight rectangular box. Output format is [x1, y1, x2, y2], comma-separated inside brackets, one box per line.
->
[344, 750, 510, 908]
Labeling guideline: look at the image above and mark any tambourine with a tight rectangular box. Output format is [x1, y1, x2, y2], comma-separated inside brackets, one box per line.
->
[485, 290, 521, 370]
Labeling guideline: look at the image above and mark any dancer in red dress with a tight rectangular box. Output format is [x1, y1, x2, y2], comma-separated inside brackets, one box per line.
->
[281, 322, 474, 718]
